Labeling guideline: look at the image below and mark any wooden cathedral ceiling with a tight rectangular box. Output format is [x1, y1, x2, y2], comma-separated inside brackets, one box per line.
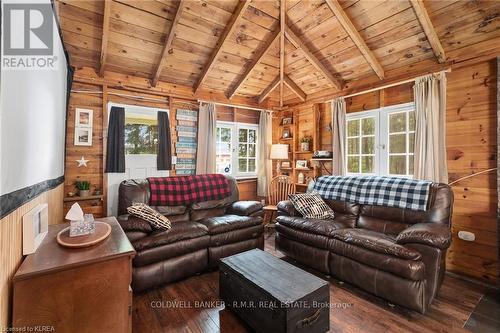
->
[57, 0, 500, 106]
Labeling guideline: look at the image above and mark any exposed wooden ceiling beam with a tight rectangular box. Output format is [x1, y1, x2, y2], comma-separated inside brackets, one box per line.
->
[98, 0, 112, 77]
[324, 0, 384, 80]
[258, 76, 280, 104]
[284, 26, 343, 90]
[284, 75, 306, 102]
[193, 0, 251, 94]
[279, 0, 286, 107]
[409, 0, 446, 63]
[226, 30, 280, 99]
[151, 0, 185, 87]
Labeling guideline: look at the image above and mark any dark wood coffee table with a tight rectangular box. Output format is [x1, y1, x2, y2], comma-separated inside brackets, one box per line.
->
[220, 249, 330, 333]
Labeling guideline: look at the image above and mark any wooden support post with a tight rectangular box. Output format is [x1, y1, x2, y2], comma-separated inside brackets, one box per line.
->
[99, 1, 111, 77]
[325, 0, 384, 79]
[285, 26, 343, 90]
[194, 0, 251, 93]
[409, 0, 446, 63]
[152, 0, 185, 87]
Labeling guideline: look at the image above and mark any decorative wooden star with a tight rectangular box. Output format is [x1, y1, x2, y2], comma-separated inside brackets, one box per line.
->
[76, 156, 89, 167]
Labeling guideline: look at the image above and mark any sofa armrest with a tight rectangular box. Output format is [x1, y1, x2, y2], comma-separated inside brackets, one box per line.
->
[396, 223, 451, 250]
[277, 200, 299, 217]
[117, 214, 153, 234]
[227, 201, 263, 216]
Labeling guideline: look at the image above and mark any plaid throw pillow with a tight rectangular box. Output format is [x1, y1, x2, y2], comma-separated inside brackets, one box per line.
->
[288, 192, 335, 219]
[127, 203, 171, 230]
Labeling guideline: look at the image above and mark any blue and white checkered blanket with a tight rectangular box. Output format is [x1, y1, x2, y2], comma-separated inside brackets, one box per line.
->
[313, 176, 432, 211]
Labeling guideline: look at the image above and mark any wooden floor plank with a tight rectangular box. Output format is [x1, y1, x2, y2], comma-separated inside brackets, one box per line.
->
[133, 231, 488, 333]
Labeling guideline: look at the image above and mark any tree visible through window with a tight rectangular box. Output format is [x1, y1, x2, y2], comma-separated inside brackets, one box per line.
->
[347, 117, 376, 174]
[216, 122, 258, 178]
[346, 103, 416, 177]
[125, 123, 158, 154]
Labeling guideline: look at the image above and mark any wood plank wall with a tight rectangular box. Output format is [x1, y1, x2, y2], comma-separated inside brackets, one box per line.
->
[0, 184, 64, 328]
[65, 90, 261, 219]
[276, 59, 498, 284]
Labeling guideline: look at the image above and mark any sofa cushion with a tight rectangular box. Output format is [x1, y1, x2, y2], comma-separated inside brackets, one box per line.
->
[199, 215, 262, 235]
[328, 238, 425, 281]
[227, 201, 263, 216]
[117, 214, 153, 233]
[275, 223, 331, 250]
[331, 229, 421, 260]
[396, 223, 451, 249]
[127, 203, 171, 230]
[289, 192, 335, 219]
[210, 225, 263, 247]
[276, 216, 348, 238]
[133, 235, 210, 267]
[131, 221, 208, 251]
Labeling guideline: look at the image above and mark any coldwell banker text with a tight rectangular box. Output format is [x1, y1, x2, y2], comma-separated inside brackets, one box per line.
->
[2, 2, 58, 70]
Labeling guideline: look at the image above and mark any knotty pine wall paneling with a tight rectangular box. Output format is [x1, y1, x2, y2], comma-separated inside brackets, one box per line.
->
[0, 184, 64, 328]
[445, 60, 498, 283]
[274, 59, 498, 283]
[65, 83, 104, 217]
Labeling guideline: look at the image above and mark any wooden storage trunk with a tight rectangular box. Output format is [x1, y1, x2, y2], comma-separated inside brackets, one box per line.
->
[220, 249, 329, 333]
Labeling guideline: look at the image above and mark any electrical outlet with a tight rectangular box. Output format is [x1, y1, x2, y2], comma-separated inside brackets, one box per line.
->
[458, 231, 475, 242]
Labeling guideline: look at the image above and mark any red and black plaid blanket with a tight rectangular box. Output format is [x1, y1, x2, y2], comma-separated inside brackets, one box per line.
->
[147, 174, 231, 206]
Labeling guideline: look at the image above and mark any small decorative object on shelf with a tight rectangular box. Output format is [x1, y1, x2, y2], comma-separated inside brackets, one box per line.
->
[300, 136, 312, 151]
[297, 172, 305, 184]
[75, 180, 91, 197]
[296, 160, 308, 169]
[67, 191, 75, 197]
[282, 128, 290, 139]
[313, 150, 332, 158]
[282, 117, 293, 125]
[93, 188, 102, 195]
[281, 161, 291, 168]
[66, 203, 95, 237]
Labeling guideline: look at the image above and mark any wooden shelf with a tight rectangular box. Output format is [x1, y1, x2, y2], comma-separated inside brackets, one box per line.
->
[294, 151, 312, 154]
[311, 158, 333, 161]
[280, 167, 293, 170]
[64, 195, 103, 202]
[295, 167, 312, 171]
[279, 137, 293, 141]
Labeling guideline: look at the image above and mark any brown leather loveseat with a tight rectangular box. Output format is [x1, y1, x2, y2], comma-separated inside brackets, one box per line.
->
[275, 181, 453, 314]
[117, 176, 264, 291]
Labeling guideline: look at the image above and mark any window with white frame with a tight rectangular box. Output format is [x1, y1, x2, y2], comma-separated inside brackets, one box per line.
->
[346, 103, 415, 177]
[216, 122, 258, 178]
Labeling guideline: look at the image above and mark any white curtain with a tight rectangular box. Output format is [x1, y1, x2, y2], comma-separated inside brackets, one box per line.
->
[332, 98, 347, 175]
[257, 111, 273, 197]
[196, 102, 217, 174]
[413, 71, 448, 183]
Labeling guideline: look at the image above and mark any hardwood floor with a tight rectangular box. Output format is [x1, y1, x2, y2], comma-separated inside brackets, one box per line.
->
[133, 231, 491, 332]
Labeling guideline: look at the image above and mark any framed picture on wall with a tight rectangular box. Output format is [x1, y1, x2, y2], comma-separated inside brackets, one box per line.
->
[74, 127, 92, 146]
[296, 160, 308, 169]
[75, 108, 93, 127]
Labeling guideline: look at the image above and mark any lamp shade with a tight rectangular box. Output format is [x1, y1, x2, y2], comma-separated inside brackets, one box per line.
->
[270, 144, 289, 160]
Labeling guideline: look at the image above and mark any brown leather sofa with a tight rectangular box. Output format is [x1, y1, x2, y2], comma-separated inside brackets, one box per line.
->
[117, 176, 264, 292]
[275, 182, 453, 314]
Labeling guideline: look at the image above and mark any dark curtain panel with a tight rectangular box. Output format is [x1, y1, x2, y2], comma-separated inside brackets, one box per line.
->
[105, 106, 125, 173]
[157, 111, 172, 170]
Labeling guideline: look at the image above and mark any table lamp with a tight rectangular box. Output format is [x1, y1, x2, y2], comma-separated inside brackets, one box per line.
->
[270, 144, 289, 174]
